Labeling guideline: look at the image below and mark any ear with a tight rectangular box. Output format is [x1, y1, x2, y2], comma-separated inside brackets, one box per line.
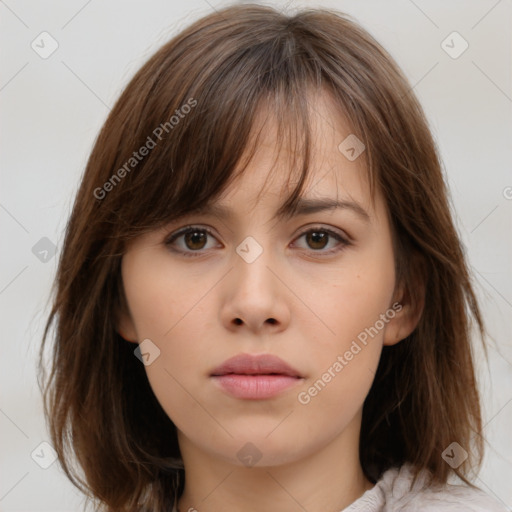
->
[116, 304, 138, 344]
[383, 262, 426, 347]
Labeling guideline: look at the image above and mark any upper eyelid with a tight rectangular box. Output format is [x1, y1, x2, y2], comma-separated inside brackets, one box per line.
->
[169, 215, 235, 235]
[166, 223, 351, 244]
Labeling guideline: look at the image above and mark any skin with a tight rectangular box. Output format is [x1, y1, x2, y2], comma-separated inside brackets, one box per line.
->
[118, 92, 422, 512]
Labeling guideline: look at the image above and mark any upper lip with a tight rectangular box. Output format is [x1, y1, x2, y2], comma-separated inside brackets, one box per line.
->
[210, 353, 303, 378]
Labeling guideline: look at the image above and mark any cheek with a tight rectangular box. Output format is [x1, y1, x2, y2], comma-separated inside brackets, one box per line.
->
[305, 240, 395, 353]
[122, 248, 198, 339]
[121, 250, 214, 424]
[292, 262, 394, 429]
[296, 348, 380, 423]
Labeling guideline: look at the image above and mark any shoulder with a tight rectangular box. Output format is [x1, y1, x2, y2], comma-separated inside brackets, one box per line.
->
[343, 463, 508, 512]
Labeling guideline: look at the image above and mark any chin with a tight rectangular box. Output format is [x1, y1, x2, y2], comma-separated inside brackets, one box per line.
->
[223, 428, 309, 467]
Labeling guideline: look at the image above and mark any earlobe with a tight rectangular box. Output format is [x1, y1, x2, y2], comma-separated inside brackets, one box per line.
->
[383, 323, 403, 346]
[116, 310, 138, 344]
[382, 303, 417, 346]
[117, 328, 138, 343]
[383, 279, 425, 347]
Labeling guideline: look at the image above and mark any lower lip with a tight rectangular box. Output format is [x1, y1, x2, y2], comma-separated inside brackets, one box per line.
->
[211, 374, 302, 399]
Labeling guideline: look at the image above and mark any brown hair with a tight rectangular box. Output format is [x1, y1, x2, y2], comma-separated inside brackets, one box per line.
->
[38, 3, 488, 511]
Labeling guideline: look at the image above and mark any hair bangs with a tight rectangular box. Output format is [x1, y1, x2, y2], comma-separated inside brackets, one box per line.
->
[94, 14, 375, 243]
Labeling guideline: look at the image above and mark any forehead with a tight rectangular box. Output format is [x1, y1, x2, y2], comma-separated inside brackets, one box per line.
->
[214, 90, 376, 220]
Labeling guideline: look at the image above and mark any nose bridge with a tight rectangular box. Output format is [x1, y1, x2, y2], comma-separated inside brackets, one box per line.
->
[233, 233, 277, 292]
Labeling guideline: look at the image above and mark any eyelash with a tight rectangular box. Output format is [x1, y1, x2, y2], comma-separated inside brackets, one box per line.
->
[164, 225, 351, 258]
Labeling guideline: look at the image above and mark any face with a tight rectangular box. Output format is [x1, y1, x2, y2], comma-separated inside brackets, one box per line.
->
[119, 92, 418, 468]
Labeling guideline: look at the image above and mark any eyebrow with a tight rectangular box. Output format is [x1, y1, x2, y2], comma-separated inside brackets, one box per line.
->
[191, 197, 371, 223]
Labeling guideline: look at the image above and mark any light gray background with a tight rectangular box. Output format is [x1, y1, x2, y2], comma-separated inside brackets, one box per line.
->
[1, 0, 511, 510]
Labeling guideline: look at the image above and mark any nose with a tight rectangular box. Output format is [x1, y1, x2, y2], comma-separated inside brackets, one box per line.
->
[219, 240, 291, 334]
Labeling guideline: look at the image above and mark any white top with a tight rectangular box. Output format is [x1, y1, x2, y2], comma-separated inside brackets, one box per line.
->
[342, 463, 508, 511]
[171, 463, 508, 512]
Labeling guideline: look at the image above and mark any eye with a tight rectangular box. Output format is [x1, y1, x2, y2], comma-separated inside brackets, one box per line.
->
[165, 225, 220, 257]
[292, 226, 350, 255]
[164, 224, 351, 258]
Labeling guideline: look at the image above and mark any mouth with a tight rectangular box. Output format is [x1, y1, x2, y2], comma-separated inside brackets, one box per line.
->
[210, 353, 304, 400]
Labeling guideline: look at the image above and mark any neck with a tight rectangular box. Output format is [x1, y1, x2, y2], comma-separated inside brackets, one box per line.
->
[176, 411, 373, 512]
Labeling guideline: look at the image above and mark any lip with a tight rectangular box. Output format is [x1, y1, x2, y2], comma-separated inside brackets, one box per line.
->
[210, 353, 304, 400]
